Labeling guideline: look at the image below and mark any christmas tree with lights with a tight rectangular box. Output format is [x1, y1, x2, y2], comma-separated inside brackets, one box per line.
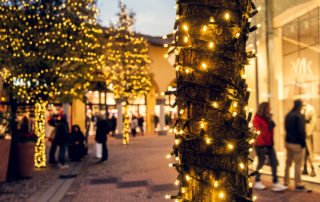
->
[0, 0, 104, 168]
[165, 0, 260, 201]
[105, 0, 151, 145]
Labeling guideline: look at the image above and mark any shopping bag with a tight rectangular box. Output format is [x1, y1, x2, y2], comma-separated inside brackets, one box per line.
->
[93, 143, 102, 158]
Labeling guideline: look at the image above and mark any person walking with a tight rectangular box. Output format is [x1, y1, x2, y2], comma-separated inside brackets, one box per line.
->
[130, 116, 138, 137]
[138, 115, 144, 136]
[54, 115, 70, 168]
[253, 102, 287, 192]
[284, 100, 311, 192]
[110, 114, 117, 137]
[95, 115, 110, 162]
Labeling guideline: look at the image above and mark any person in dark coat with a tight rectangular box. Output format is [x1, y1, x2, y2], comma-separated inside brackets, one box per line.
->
[48, 119, 58, 164]
[284, 100, 311, 192]
[68, 125, 86, 161]
[110, 114, 117, 136]
[138, 116, 144, 136]
[54, 115, 70, 168]
[95, 115, 110, 162]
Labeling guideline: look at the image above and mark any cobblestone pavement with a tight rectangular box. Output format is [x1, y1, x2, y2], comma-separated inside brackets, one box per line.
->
[1, 134, 320, 202]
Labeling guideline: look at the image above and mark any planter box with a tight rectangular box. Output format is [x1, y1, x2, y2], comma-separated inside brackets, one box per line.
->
[0, 139, 11, 182]
[17, 142, 35, 178]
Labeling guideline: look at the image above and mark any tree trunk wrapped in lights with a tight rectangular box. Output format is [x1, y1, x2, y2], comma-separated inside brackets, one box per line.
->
[105, 0, 151, 145]
[34, 100, 47, 168]
[165, 0, 259, 201]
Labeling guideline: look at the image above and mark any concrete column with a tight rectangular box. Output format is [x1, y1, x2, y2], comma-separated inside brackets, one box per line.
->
[71, 99, 86, 133]
[146, 85, 156, 135]
[116, 99, 123, 137]
[157, 98, 166, 135]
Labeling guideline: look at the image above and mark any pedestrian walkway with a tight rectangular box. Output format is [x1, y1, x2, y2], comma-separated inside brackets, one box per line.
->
[1, 134, 320, 202]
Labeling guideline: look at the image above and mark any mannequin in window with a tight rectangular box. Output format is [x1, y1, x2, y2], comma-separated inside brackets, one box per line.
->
[301, 103, 316, 177]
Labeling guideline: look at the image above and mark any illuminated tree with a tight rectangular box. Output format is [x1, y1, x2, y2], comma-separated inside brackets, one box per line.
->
[105, 0, 151, 145]
[0, 0, 104, 168]
[165, 0, 259, 201]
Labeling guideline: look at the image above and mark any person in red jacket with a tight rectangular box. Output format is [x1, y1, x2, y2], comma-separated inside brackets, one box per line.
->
[253, 102, 287, 192]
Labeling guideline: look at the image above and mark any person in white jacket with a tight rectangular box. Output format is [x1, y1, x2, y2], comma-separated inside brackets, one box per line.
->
[301, 103, 317, 177]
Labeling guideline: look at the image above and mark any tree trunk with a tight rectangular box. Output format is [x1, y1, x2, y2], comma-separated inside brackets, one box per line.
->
[170, 0, 256, 201]
[34, 100, 47, 168]
[123, 101, 130, 145]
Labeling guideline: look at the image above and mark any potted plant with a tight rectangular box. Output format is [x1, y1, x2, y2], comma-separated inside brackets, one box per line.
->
[16, 116, 37, 178]
[0, 111, 11, 182]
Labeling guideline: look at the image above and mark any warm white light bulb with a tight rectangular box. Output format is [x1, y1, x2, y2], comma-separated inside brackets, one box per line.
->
[214, 181, 219, 187]
[253, 196, 257, 201]
[225, 12, 230, 20]
[233, 102, 238, 107]
[186, 175, 191, 181]
[186, 69, 190, 74]
[175, 139, 180, 145]
[166, 154, 171, 159]
[239, 162, 245, 169]
[164, 54, 169, 58]
[219, 192, 225, 199]
[184, 36, 188, 43]
[201, 63, 207, 69]
[206, 138, 211, 144]
[200, 123, 205, 128]
[228, 144, 234, 150]
[249, 182, 253, 188]
[202, 25, 207, 32]
[232, 112, 237, 117]
[165, 194, 171, 199]
[213, 102, 218, 108]
[209, 42, 214, 48]
[183, 24, 188, 31]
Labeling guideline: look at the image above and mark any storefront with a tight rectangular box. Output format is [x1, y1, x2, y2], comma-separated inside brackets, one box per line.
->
[246, 0, 320, 183]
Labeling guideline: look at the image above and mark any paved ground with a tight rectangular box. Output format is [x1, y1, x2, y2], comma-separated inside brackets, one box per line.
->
[1, 134, 320, 202]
